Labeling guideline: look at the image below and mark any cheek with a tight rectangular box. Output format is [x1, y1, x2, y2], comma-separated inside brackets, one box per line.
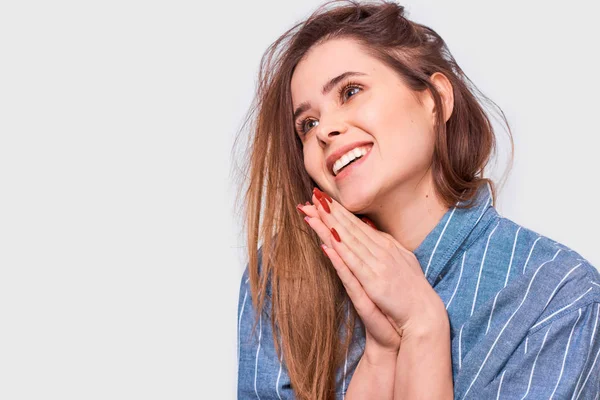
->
[374, 101, 435, 165]
[302, 147, 320, 178]
[359, 93, 412, 134]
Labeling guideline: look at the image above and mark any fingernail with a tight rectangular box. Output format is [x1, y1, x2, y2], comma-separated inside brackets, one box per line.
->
[313, 187, 333, 204]
[313, 187, 331, 213]
[361, 217, 377, 229]
[296, 204, 308, 216]
[304, 216, 311, 226]
[320, 243, 329, 257]
[331, 227, 341, 242]
[305, 201, 310, 206]
[313, 187, 323, 200]
[318, 196, 331, 213]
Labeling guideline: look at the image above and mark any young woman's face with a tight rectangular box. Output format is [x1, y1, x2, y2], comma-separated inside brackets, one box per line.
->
[290, 38, 451, 213]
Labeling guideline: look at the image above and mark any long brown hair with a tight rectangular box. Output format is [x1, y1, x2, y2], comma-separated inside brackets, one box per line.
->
[231, 1, 513, 398]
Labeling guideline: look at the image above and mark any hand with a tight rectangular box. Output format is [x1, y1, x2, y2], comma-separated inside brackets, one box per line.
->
[298, 200, 401, 355]
[299, 187, 447, 338]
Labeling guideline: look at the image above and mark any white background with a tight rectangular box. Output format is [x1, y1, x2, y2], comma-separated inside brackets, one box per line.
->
[0, 0, 597, 399]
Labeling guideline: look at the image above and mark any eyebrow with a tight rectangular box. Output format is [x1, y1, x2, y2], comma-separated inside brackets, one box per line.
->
[292, 71, 367, 122]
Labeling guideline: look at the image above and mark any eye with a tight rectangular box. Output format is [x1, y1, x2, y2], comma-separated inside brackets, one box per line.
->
[296, 118, 319, 135]
[337, 81, 362, 102]
[294, 80, 363, 136]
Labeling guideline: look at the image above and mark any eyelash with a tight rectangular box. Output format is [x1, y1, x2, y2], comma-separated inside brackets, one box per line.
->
[295, 80, 363, 136]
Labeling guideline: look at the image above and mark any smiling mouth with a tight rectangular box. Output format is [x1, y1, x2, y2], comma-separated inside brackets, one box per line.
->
[332, 145, 373, 179]
[334, 155, 361, 175]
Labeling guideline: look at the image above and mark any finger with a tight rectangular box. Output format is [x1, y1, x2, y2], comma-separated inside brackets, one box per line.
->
[296, 202, 319, 218]
[322, 244, 397, 343]
[312, 189, 411, 265]
[301, 206, 374, 273]
[311, 191, 388, 256]
[325, 229, 376, 292]
[312, 192, 381, 267]
[359, 216, 378, 230]
[312, 188, 390, 249]
[304, 215, 334, 248]
[321, 243, 383, 323]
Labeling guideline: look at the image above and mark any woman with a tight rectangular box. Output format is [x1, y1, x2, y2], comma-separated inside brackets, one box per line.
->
[233, 1, 600, 398]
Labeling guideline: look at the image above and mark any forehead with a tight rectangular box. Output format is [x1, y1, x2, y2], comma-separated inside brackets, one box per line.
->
[290, 38, 381, 103]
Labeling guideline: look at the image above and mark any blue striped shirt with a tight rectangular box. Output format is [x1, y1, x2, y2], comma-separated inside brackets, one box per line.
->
[237, 182, 600, 399]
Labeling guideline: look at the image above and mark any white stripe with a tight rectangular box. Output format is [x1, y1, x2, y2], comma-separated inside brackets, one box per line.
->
[543, 263, 583, 309]
[591, 304, 600, 347]
[446, 251, 466, 310]
[522, 237, 542, 274]
[254, 313, 262, 400]
[496, 370, 506, 400]
[461, 251, 559, 399]
[530, 287, 593, 331]
[424, 206, 457, 276]
[473, 195, 492, 227]
[486, 291, 501, 335]
[486, 227, 520, 336]
[549, 308, 582, 399]
[471, 220, 500, 316]
[486, 181, 493, 202]
[458, 324, 464, 371]
[520, 324, 552, 400]
[505, 227, 521, 287]
[238, 290, 248, 361]
[572, 303, 600, 400]
[276, 335, 283, 400]
[575, 340, 600, 399]
[524, 336, 528, 354]
[342, 305, 350, 398]
[591, 281, 600, 288]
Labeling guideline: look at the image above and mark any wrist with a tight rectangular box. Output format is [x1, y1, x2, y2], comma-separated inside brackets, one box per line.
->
[363, 344, 399, 367]
[394, 310, 453, 399]
[401, 307, 449, 343]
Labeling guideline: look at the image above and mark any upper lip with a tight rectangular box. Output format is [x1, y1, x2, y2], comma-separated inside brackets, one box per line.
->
[326, 140, 373, 175]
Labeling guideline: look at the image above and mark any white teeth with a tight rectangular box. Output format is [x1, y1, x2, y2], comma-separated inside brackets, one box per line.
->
[341, 154, 351, 166]
[332, 145, 370, 176]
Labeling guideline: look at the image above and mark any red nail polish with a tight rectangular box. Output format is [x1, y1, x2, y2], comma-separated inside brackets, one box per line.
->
[313, 187, 323, 200]
[331, 227, 341, 242]
[305, 201, 310, 206]
[320, 243, 329, 257]
[361, 217, 377, 230]
[318, 196, 330, 213]
[296, 204, 308, 216]
[313, 187, 333, 204]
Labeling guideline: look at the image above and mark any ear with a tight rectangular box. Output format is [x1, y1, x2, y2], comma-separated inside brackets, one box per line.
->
[429, 72, 454, 124]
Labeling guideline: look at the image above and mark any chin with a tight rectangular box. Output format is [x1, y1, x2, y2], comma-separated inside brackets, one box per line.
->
[335, 179, 378, 213]
[337, 195, 372, 214]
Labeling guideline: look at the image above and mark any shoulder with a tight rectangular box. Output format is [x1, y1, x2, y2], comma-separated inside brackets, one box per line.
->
[494, 215, 600, 320]
[454, 216, 600, 396]
[466, 212, 598, 285]
[464, 212, 600, 323]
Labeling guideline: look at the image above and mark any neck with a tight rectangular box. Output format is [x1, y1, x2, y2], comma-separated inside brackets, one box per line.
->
[367, 171, 449, 253]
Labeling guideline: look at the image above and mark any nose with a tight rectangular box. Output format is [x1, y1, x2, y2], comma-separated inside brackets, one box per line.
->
[316, 112, 347, 144]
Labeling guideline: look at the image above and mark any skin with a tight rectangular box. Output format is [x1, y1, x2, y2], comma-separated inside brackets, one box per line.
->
[291, 37, 455, 399]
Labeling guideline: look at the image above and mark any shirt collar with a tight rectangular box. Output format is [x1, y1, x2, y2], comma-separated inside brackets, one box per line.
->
[413, 182, 498, 285]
